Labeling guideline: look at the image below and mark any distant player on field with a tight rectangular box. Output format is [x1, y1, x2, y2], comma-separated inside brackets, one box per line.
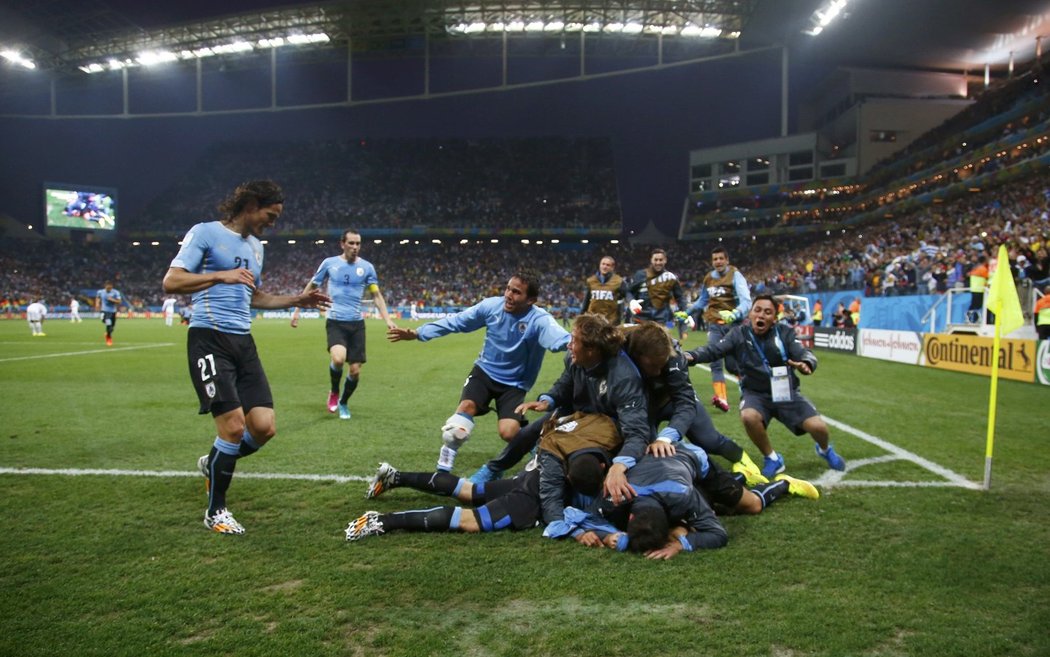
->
[95, 281, 123, 346]
[163, 180, 331, 535]
[69, 297, 82, 323]
[162, 297, 177, 326]
[387, 269, 570, 475]
[291, 229, 398, 420]
[687, 246, 752, 413]
[26, 298, 47, 337]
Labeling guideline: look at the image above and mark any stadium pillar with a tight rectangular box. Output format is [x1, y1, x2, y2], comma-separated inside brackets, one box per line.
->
[781, 46, 789, 137]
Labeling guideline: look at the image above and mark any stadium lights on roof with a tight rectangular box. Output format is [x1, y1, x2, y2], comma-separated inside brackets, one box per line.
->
[803, 0, 849, 36]
[78, 32, 329, 73]
[447, 19, 731, 38]
[1, 49, 36, 70]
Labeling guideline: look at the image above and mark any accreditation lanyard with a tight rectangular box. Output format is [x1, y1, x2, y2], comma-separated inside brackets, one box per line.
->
[748, 327, 792, 402]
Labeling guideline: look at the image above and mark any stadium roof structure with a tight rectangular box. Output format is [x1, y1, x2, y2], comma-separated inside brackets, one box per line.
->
[1, 0, 1047, 78]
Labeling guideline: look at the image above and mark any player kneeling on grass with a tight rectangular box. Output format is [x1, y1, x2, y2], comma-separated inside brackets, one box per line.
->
[685, 293, 846, 480]
[345, 451, 606, 541]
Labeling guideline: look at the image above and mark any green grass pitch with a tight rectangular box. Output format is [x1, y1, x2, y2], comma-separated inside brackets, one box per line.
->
[1, 317, 1047, 656]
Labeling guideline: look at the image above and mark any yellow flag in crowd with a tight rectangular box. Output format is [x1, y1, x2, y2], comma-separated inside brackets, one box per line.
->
[986, 244, 1024, 335]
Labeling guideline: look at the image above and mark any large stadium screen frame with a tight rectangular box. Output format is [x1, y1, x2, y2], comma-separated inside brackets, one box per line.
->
[44, 183, 117, 234]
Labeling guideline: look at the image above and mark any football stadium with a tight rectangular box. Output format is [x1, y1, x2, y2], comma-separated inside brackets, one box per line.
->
[1, 1, 1048, 655]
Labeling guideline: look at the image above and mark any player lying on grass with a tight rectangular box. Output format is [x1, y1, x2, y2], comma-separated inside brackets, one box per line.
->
[345, 450, 607, 542]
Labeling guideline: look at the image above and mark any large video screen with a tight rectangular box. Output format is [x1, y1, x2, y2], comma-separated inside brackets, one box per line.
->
[44, 184, 117, 231]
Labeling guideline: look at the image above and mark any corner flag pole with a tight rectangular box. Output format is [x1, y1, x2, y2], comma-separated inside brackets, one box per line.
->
[982, 244, 1024, 491]
[983, 302, 1003, 491]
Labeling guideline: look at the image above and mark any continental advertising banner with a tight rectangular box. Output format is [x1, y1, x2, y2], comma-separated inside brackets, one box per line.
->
[921, 333, 1036, 382]
[857, 329, 923, 364]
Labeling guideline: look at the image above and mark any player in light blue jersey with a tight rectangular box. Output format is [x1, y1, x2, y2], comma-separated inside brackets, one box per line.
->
[291, 229, 398, 420]
[95, 281, 123, 346]
[163, 180, 331, 535]
[387, 270, 570, 474]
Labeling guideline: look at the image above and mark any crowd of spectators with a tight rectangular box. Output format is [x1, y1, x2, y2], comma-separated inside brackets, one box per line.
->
[685, 56, 1049, 236]
[137, 137, 620, 233]
[3, 170, 1046, 321]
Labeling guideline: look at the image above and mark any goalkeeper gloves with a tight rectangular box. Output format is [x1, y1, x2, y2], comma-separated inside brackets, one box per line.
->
[717, 309, 737, 324]
[629, 299, 643, 315]
[674, 311, 696, 329]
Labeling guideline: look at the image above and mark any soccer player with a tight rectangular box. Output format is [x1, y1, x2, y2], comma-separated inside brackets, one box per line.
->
[516, 313, 660, 533]
[581, 255, 628, 325]
[622, 320, 765, 484]
[345, 453, 606, 542]
[26, 298, 47, 337]
[687, 246, 752, 413]
[162, 180, 331, 535]
[625, 248, 689, 327]
[69, 297, 82, 323]
[388, 270, 569, 474]
[95, 281, 123, 346]
[291, 229, 398, 420]
[162, 297, 177, 326]
[686, 294, 846, 478]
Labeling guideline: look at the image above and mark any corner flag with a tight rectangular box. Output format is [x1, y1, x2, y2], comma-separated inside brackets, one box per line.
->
[986, 245, 1024, 335]
[982, 244, 1024, 490]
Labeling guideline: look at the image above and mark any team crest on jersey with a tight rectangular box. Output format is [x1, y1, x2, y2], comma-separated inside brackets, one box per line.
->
[517, 321, 527, 333]
[599, 380, 607, 396]
[253, 250, 263, 266]
[205, 382, 216, 398]
[356, 266, 364, 276]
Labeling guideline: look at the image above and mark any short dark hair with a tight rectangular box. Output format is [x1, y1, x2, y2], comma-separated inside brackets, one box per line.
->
[650, 248, 667, 258]
[752, 293, 777, 309]
[341, 229, 362, 243]
[711, 246, 729, 258]
[573, 313, 625, 359]
[511, 268, 541, 300]
[218, 180, 284, 219]
[567, 452, 605, 497]
[626, 498, 669, 553]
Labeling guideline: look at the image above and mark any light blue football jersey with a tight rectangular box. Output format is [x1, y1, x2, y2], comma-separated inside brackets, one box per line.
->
[169, 221, 263, 334]
[416, 296, 570, 390]
[310, 255, 379, 322]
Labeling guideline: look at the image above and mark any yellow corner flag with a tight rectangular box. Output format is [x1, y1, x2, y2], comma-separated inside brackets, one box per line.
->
[982, 244, 1024, 490]
[986, 244, 1024, 335]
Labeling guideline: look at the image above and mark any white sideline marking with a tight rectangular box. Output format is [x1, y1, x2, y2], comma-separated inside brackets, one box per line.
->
[694, 364, 982, 490]
[0, 467, 369, 484]
[0, 343, 175, 363]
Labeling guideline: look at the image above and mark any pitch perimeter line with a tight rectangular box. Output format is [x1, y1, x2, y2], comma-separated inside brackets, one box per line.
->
[0, 343, 175, 363]
[0, 467, 369, 484]
[694, 364, 981, 490]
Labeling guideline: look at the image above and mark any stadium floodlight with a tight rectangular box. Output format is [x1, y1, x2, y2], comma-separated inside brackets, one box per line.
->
[490, 238, 499, 243]
[108, 58, 125, 71]
[258, 37, 286, 48]
[1, 49, 36, 70]
[137, 50, 178, 66]
[460, 239, 469, 244]
[565, 22, 584, 32]
[604, 22, 625, 33]
[622, 22, 644, 35]
[487, 22, 505, 31]
[700, 26, 722, 38]
[680, 24, 702, 36]
[521, 239, 531, 244]
[506, 20, 526, 31]
[132, 241, 141, 246]
[581, 239, 589, 244]
[192, 47, 216, 58]
[287, 33, 329, 44]
[525, 21, 545, 32]
[151, 241, 160, 246]
[212, 41, 254, 54]
[448, 22, 467, 33]
[464, 22, 487, 34]
[544, 21, 565, 32]
[79, 63, 105, 74]
[431, 239, 442, 244]
[662, 25, 679, 35]
[582, 22, 602, 33]
[804, 0, 849, 35]
[287, 239, 296, 244]
[373, 239, 381, 244]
